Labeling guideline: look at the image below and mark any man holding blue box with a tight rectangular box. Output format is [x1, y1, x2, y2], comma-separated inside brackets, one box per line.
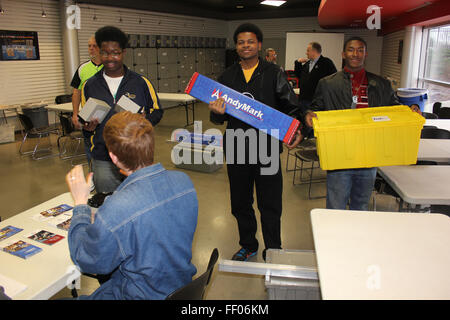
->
[209, 23, 304, 261]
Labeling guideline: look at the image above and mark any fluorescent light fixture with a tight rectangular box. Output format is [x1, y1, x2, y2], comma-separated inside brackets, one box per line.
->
[260, 0, 286, 7]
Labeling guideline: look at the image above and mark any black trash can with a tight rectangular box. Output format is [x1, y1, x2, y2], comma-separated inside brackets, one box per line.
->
[21, 104, 49, 129]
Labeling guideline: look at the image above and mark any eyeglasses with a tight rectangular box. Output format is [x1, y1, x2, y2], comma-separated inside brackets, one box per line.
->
[100, 50, 123, 58]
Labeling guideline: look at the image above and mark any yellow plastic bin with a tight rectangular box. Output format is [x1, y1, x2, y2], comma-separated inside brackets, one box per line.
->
[312, 105, 425, 170]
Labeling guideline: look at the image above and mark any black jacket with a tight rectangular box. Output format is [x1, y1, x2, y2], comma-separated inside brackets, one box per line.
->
[294, 55, 337, 101]
[210, 58, 304, 158]
[310, 69, 399, 111]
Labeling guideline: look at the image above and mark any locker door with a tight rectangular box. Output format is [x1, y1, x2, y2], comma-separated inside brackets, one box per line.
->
[135, 64, 148, 76]
[123, 49, 134, 69]
[134, 48, 147, 65]
[196, 49, 206, 65]
[179, 78, 189, 93]
[147, 48, 157, 65]
[147, 64, 158, 80]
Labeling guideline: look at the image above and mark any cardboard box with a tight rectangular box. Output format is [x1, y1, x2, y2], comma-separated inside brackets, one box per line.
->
[114, 95, 142, 114]
[185, 72, 300, 145]
[78, 98, 111, 124]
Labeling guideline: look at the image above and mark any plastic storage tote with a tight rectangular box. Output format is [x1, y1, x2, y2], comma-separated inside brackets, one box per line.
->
[218, 249, 321, 300]
[265, 249, 321, 300]
[312, 105, 425, 170]
[21, 104, 49, 129]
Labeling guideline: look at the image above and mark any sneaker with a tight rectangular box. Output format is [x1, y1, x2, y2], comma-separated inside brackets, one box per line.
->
[231, 248, 257, 261]
[87, 192, 112, 208]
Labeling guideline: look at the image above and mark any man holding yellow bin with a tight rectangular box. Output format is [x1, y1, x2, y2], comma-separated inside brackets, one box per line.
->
[305, 36, 418, 210]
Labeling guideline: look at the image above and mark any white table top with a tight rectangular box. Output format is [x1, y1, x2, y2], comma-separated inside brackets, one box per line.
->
[378, 165, 450, 205]
[425, 119, 450, 131]
[45, 102, 73, 113]
[157, 93, 196, 102]
[0, 105, 19, 111]
[311, 208, 450, 300]
[0, 193, 79, 300]
[417, 139, 450, 163]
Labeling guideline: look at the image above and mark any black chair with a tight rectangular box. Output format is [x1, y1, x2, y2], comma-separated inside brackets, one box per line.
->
[58, 113, 85, 160]
[292, 148, 326, 199]
[421, 112, 438, 119]
[420, 128, 450, 139]
[166, 248, 219, 300]
[438, 107, 450, 119]
[286, 138, 316, 172]
[433, 102, 442, 115]
[373, 173, 403, 211]
[18, 113, 60, 160]
[55, 94, 72, 105]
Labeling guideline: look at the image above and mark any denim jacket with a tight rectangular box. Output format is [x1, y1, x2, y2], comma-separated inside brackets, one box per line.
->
[68, 163, 198, 300]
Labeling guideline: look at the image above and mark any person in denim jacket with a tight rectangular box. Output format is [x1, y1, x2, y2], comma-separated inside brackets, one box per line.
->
[66, 111, 198, 299]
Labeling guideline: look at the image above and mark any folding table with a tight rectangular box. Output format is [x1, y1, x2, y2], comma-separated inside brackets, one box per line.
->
[311, 208, 450, 299]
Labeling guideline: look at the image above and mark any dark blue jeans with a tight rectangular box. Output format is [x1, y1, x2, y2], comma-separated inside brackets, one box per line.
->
[326, 168, 377, 210]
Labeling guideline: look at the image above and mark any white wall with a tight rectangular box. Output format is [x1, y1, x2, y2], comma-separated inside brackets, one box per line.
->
[0, 1, 228, 109]
[285, 32, 345, 71]
[380, 29, 405, 90]
[0, 0, 66, 107]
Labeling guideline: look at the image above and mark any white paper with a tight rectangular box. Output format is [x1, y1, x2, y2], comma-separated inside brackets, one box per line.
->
[372, 116, 391, 122]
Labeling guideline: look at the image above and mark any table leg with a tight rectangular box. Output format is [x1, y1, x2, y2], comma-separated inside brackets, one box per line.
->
[184, 101, 195, 127]
[1, 110, 7, 124]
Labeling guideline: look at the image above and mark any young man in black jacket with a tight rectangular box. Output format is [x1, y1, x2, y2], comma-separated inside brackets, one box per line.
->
[209, 23, 304, 261]
[304, 37, 418, 211]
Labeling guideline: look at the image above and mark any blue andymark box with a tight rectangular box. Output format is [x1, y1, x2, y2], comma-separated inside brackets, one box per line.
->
[185, 72, 300, 145]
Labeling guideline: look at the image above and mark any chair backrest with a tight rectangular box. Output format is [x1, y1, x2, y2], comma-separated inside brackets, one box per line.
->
[59, 114, 75, 135]
[420, 128, 450, 139]
[55, 94, 72, 104]
[166, 248, 219, 300]
[438, 107, 450, 119]
[422, 112, 438, 119]
[433, 102, 442, 115]
[17, 113, 34, 132]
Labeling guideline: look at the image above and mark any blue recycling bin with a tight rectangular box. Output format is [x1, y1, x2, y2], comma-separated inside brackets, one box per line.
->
[397, 88, 428, 112]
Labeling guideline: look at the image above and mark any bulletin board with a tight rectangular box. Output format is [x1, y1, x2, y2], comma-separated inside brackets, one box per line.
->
[0, 30, 40, 61]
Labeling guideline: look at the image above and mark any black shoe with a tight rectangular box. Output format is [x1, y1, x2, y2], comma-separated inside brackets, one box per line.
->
[231, 248, 257, 261]
[87, 192, 112, 208]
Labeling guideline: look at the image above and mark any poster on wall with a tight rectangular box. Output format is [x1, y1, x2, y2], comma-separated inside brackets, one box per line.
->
[0, 30, 40, 61]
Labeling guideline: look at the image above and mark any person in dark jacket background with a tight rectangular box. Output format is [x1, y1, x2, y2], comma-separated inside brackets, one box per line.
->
[81, 26, 163, 206]
[209, 23, 304, 262]
[294, 42, 337, 109]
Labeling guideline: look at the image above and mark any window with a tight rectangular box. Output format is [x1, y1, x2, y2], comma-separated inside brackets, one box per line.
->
[418, 24, 450, 104]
